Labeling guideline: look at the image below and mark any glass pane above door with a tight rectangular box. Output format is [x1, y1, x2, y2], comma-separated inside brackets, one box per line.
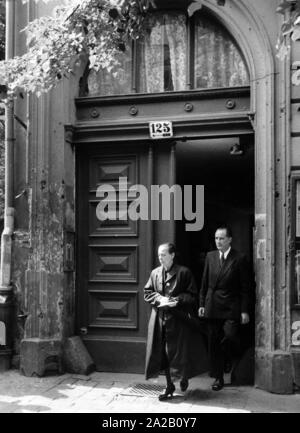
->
[137, 13, 187, 93]
[84, 10, 250, 97]
[194, 14, 249, 89]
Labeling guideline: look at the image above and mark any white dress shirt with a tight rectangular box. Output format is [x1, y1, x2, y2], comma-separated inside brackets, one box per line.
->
[219, 247, 231, 260]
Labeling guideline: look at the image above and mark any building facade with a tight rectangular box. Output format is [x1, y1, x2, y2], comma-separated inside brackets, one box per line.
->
[1, 0, 300, 394]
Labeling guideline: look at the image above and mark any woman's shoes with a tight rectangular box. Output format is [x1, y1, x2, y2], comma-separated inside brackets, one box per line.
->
[180, 378, 189, 392]
[158, 383, 175, 401]
[212, 377, 224, 391]
[158, 378, 188, 401]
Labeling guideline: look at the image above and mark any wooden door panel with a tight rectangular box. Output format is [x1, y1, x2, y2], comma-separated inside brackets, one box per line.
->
[77, 144, 148, 372]
[89, 245, 138, 282]
[89, 155, 138, 190]
[89, 200, 138, 237]
[88, 290, 138, 329]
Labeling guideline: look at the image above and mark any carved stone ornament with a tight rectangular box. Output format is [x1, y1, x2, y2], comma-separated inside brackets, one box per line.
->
[184, 102, 194, 112]
[129, 106, 138, 116]
[90, 108, 100, 118]
[64, 125, 75, 144]
[225, 99, 236, 109]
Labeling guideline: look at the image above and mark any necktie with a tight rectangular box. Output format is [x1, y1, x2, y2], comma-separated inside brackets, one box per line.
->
[220, 253, 225, 267]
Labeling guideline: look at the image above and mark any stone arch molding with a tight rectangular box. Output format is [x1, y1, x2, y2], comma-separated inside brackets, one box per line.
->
[202, 0, 274, 97]
[201, 2, 275, 224]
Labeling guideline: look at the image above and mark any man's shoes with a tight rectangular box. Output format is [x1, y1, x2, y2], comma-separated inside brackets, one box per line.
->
[224, 360, 232, 374]
[212, 378, 224, 391]
[180, 378, 189, 392]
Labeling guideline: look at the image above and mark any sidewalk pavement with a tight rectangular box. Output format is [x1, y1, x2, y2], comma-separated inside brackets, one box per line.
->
[0, 368, 299, 413]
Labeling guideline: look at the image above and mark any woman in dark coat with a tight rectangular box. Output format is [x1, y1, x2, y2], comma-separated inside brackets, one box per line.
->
[144, 243, 208, 401]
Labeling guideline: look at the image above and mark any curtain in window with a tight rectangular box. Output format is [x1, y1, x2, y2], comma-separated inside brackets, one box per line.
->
[138, 13, 187, 93]
[165, 14, 187, 91]
[139, 14, 165, 93]
[86, 11, 249, 96]
[194, 16, 249, 89]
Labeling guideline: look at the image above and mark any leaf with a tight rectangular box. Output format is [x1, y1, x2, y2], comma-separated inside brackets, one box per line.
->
[276, 1, 292, 15]
[276, 40, 290, 60]
[187, 1, 203, 17]
[89, 54, 96, 68]
[282, 21, 294, 35]
[292, 25, 300, 41]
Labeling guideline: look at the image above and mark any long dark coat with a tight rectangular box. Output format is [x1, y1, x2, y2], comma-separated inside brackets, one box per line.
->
[144, 263, 208, 380]
[199, 249, 251, 319]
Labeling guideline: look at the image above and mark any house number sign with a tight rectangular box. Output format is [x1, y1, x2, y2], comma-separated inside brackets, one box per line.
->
[149, 121, 173, 139]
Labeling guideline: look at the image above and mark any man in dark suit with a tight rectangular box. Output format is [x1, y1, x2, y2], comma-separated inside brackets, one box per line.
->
[198, 225, 251, 391]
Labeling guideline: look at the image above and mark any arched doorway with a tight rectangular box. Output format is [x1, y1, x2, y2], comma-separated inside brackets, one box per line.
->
[75, 1, 275, 389]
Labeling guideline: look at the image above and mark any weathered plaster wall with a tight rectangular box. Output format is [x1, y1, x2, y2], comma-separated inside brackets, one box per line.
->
[11, 1, 82, 365]
[289, 6, 300, 386]
[203, 0, 295, 392]
[241, 0, 300, 392]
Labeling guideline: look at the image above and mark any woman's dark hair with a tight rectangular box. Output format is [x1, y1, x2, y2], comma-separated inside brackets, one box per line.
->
[159, 242, 176, 255]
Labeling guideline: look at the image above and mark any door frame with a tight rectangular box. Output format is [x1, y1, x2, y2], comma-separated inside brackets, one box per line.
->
[70, 0, 288, 392]
[73, 86, 254, 371]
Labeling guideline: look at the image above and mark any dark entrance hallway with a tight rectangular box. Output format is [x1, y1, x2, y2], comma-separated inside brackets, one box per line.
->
[176, 134, 255, 384]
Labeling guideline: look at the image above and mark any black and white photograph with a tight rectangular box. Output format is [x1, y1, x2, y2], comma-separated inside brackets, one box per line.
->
[0, 0, 299, 417]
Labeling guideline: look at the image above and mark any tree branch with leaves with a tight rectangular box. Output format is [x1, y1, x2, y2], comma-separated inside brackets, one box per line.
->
[0, 0, 228, 99]
[276, 0, 300, 59]
[0, 0, 157, 98]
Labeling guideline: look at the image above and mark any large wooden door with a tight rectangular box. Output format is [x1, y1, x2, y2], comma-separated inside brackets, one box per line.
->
[76, 143, 150, 372]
